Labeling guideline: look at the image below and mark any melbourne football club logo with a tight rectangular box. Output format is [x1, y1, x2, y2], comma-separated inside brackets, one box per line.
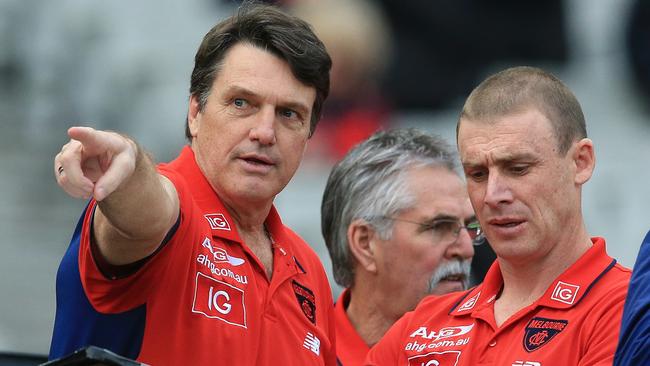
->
[523, 317, 568, 352]
[292, 280, 316, 324]
[407, 350, 461, 366]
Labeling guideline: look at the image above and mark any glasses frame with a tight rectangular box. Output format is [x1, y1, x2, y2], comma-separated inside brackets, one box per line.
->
[378, 216, 486, 246]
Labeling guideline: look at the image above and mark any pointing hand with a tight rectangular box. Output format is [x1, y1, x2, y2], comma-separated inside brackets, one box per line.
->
[54, 127, 137, 201]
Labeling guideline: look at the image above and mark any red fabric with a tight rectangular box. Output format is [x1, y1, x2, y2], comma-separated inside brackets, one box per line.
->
[334, 288, 371, 365]
[365, 238, 631, 365]
[79, 146, 336, 365]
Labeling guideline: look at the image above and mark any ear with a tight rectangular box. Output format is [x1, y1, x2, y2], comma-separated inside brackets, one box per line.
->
[187, 94, 202, 138]
[572, 138, 595, 185]
[347, 219, 378, 274]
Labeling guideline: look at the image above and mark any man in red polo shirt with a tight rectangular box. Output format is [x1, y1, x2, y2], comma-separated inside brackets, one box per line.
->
[321, 128, 479, 365]
[366, 66, 631, 365]
[50, 3, 335, 365]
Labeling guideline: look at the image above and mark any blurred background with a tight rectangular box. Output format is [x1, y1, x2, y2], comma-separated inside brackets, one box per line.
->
[1, 0, 649, 356]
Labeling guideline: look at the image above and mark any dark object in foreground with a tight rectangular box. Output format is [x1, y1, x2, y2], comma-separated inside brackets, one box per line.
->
[40, 347, 145, 366]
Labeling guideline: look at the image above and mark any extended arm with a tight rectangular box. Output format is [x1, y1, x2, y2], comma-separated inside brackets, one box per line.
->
[55, 126, 179, 265]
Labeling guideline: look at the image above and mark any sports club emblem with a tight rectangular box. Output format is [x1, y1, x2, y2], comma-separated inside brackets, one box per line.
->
[292, 280, 316, 324]
[523, 317, 568, 352]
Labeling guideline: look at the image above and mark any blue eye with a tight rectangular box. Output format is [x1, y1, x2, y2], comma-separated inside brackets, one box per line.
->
[280, 109, 297, 119]
[233, 98, 248, 108]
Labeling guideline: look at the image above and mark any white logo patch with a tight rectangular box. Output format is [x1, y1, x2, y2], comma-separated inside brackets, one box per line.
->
[201, 237, 245, 266]
[409, 324, 474, 341]
[512, 361, 542, 366]
[205, 213, 231, 231]
[303, 332, 320, 356]
[550, 281, 580, 305]
[457, 291, 480, 312]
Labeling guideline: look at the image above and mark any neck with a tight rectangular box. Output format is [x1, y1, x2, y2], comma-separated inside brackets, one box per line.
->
[494, 226, 592, 326]
[346, 279, 402, 347]
[214, 188, 273, 236]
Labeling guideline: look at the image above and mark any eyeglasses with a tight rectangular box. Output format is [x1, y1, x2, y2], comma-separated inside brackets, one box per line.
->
[380, 216, 486, 246]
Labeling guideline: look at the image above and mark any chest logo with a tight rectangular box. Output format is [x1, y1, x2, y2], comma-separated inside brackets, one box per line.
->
[523, 317, 568, 352]
[201, 237, 245, 266]
[292, 280, 316, 324]
[204, 213, 231, 231]
[550, 281, 580, 305]
[303, 332, 321, 356]
[407, 350, 461, 366]
[457, 291, 480, 312]
[192, 272, 246, 328]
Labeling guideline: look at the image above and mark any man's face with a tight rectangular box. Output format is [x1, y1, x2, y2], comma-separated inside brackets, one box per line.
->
[458, 108, 580, 263]
[374, 166, 475, 314]
[188, 43, 315, 208]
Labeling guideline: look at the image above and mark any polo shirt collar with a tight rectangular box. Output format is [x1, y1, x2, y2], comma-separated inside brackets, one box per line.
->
[166, 146, 295, 253]
[450, 237, 616, 316]
[333, 288, 370, 364]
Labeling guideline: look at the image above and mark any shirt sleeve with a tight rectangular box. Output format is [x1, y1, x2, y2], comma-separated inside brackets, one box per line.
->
[613, 232, 650, 366]
[78, 167, 191, 313]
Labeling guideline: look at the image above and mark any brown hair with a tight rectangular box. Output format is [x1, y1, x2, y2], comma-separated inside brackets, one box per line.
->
[186, 2, 331, 139]
[458, 66, 586, 154]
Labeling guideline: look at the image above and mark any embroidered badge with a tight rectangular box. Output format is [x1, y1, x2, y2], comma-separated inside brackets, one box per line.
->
[523, 317, 568, 352]
[292, 280, 316, 324]
[457, 291, 480, 312]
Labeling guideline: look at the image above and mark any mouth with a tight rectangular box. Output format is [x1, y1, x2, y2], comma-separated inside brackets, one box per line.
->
[238, 154, 275, 167]
[440, 273, 466, 283]
[488, 217, 525, 228]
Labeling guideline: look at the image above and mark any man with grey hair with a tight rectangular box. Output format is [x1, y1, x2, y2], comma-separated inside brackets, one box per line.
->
[321, 128, 480, 365]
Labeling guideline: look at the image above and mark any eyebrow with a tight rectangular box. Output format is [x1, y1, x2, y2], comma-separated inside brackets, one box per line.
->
[420, 214, 460, 225]
[462, 152, 540, 168]
[225, 85, 311, 117]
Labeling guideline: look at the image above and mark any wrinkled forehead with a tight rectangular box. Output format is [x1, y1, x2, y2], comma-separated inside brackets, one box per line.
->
[457, 110, 557, 164]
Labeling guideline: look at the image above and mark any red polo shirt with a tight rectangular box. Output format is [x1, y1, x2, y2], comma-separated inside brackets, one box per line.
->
[78, 146, 336, 365]
[366, 238, 630, 366]
[334, 288, 370, 365]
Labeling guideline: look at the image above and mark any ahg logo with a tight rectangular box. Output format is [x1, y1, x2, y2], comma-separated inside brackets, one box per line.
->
[409, 324, 474, 341]
[550, 281, 580, 305]
[201, 237, 245, 266]
[192, 272, 246, 328]
[205, 213, 231, 231]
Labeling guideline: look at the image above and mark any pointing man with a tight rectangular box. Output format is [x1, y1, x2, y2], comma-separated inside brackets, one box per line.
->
[50, 3, 336, 365]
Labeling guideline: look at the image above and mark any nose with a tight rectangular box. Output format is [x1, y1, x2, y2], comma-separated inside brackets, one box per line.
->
[445, 227, 475, 261]
[249, 107, 276, 145]
[483, 171, 513, 208]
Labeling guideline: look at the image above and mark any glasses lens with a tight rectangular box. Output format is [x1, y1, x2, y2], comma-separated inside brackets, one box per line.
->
[432, 220, 459, 243]
[466, 221, 481, 240]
